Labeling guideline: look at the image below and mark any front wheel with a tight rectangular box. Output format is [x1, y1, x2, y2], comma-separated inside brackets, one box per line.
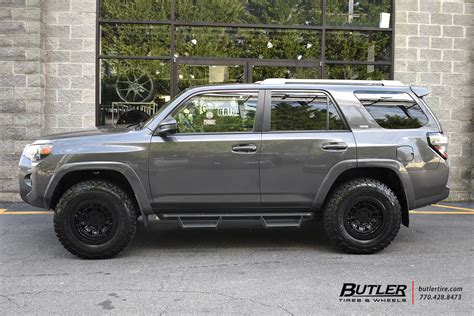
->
[54, 180, 137, 259]
[323, 178, 401, 254]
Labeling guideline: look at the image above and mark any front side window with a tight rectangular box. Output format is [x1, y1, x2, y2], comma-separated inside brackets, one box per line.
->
[355, 92, 429, 129]
[270, 91, 345, 131]
[172, 92, 257, 133]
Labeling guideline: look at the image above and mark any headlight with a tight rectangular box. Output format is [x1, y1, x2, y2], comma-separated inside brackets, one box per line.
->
[23, 143, 53, 162]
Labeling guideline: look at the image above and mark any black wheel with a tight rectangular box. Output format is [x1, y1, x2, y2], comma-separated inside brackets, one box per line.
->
[54, 180, 137, 259]
[323, 178, 401, 254]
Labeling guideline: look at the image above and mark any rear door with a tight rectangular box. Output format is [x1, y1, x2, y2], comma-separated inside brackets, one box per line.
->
[260, 89, 356, 207]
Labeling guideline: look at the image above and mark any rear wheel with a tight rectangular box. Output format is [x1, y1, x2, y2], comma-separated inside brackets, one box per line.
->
[323, 178, 401, 254]
[54, 180, 137, 259]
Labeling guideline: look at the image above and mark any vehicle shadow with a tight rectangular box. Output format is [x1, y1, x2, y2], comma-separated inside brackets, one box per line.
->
[130, 219, 337, 253]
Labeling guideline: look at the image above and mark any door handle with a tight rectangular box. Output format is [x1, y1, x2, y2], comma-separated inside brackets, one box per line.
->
[322, 142, 348, 151]
[232, 143, 258, 154]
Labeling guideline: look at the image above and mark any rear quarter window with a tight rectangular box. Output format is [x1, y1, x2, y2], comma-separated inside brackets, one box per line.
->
[355, 91, 428, 129]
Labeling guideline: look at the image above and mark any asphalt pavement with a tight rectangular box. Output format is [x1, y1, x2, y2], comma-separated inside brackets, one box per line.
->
[0, 202, 473, 315]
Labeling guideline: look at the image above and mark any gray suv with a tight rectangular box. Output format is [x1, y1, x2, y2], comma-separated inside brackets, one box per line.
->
[19, 79, 449, 258]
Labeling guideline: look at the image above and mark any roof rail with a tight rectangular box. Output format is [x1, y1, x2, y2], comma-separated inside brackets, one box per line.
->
[257, 78, 405, 86]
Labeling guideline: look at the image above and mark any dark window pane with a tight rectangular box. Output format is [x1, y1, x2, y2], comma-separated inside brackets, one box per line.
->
[328, 102, 345, 130]
[175, 27, 320, 59]
[100, 0, 170, 20]
[178, 64, 245, 91]
[252, 66, 318, 82]
[172, 92, 257, 133]
[270, 91, 341, 131]
[326, 0, 392, 28]
[176, 0, 321, 25]
[325, 31, 391, 62]
[324, 64, 390, 80]
[101, 24, 170, 56]
[100, 59, 171, 125]
[355, 92, 429, 129]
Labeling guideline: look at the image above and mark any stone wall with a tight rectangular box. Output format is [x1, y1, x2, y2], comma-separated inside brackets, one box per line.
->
[43, 0, 96, 135]
[0, 0, 45, 201]
[0, 0, 95, 201]
[395, 0, 473, 201]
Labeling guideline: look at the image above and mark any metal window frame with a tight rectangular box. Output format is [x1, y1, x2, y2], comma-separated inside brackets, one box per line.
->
[96, 0, 395, 126]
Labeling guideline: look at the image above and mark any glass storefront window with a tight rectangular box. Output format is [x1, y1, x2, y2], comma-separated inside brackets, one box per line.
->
[178, 64, 245, 91]
[326, 0, 392, 28]
[100, 0, 170, 20]
[252, 66, 318, 82]
[325, 31, 391, 62]
[101, 24, 170, 56]
[100, 59, 171, 125]
[176, 0, 322, 25]
[97, 0, 394, 125]
[175, 27, 321, 60]
[324, 64, 391, 80]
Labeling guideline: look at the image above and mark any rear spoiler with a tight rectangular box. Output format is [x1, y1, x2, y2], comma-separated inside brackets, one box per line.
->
[410, 86, 429, 97]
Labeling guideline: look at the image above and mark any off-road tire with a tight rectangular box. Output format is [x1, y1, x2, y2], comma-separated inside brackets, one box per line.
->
[54, 180, 137, 259]
[323, 178, 401, 254]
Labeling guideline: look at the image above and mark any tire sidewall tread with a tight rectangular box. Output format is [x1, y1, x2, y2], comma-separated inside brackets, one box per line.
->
[323, 178, 402, 254]
[54, 180, 137, 259]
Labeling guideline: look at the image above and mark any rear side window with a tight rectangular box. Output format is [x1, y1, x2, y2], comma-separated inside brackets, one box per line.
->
[355, 91, 428, 129]
[270, 91, 345, 131]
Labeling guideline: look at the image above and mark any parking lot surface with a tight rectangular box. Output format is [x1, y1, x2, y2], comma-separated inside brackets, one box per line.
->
[0, 202, 473, 314]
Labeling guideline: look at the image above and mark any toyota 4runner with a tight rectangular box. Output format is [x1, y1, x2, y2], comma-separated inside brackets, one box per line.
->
[19, 79, 449, 258]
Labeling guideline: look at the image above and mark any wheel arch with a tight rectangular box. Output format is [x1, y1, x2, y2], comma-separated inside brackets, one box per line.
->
[312, 160, 415, 227]
[45, 162, 153, 224]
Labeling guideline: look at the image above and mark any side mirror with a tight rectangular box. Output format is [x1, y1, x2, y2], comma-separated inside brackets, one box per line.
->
[157, 117, 177, 136]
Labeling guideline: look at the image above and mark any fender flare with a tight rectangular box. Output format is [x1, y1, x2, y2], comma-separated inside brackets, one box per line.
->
[311, 159, 357, 210]
[312, 159, 415, 224]
[44, 162, 153, 224]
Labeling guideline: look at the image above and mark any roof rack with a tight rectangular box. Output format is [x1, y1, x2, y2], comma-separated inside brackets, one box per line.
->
[257, 78, 404, 86]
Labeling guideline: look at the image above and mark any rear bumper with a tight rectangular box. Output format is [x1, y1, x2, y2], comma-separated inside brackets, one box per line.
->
[413, 186, 450, 209]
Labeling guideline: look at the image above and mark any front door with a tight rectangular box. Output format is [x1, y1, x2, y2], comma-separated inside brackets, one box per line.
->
[149, 90, 263, 209]
[260, 90, 356, 207]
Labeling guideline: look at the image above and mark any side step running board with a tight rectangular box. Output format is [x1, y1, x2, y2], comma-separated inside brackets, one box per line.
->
[160, 212, 314, 230]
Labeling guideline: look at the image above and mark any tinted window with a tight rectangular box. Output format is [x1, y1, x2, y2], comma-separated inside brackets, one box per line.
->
[175, 27, 321, 60]
[270, 91, 345, 131]
[326, 0, 392, 27]
[176, 0, 322, 25]
[173, 92, 257, 133]
[355, 92, 428, 129]
[325, 31, 391, 62]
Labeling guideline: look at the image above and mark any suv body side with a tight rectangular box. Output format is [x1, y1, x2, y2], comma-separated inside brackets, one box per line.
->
[19, 83, 449, 219]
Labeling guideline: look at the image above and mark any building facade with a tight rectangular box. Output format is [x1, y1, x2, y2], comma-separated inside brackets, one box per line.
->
[0, 0, 472, 201]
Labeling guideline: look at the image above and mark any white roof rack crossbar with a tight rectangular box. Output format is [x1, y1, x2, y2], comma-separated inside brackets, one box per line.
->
[257, 78, 404, 86]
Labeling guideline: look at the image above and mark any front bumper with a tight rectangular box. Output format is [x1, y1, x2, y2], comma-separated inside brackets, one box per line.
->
[18, 155, 49, 209]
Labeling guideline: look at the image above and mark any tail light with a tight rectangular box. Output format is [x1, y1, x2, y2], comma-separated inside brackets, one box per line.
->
[427, 132, 448, 159]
